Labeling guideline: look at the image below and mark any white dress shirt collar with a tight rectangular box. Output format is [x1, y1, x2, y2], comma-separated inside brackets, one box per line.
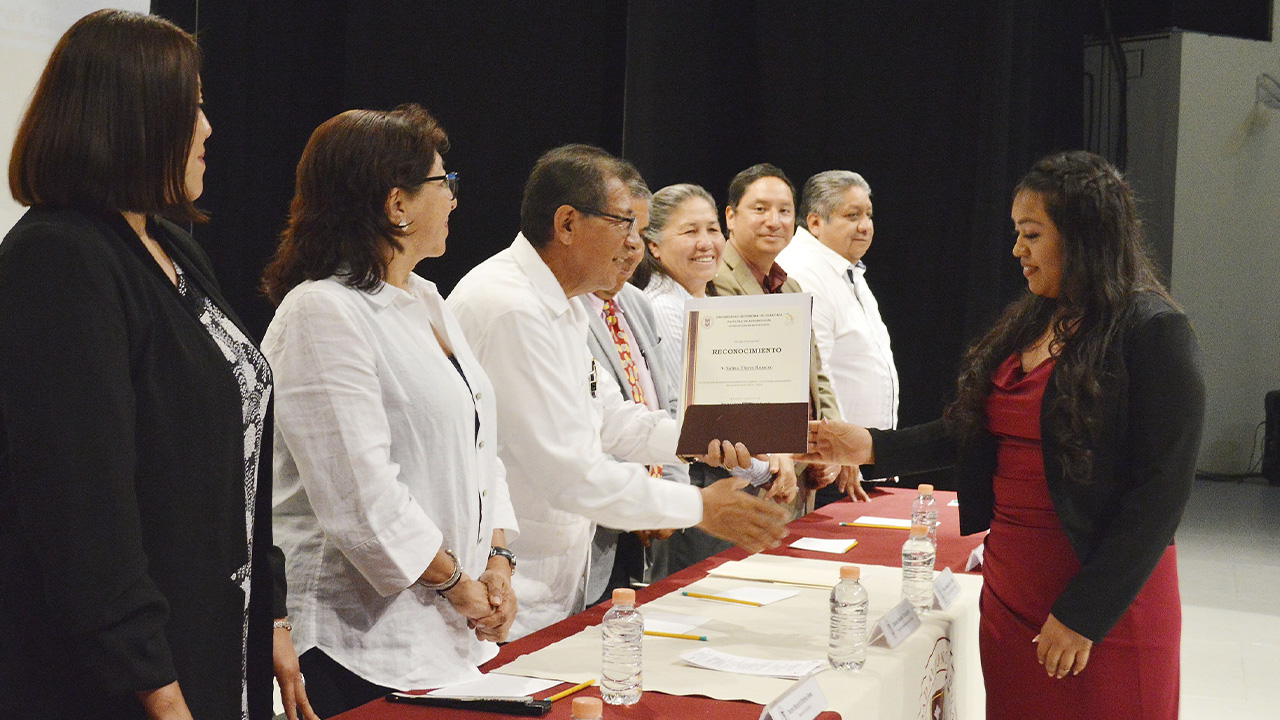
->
[510, 232, 574, 319]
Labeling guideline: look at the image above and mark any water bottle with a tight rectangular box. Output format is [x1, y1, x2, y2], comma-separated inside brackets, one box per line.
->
[911, 483, 938, 543]
[901, 523, 936, 614]
[828, 565, 869, 670]
[571, 696, 603, 720]
[601, 587, 643, 705]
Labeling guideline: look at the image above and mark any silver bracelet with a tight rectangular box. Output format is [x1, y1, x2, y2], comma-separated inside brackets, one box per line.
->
[272, 618, 292, 631]
[417, 549, 462, 592]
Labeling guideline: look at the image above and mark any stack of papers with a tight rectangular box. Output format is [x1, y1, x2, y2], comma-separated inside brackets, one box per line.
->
[426, 675, 561, 698]
[680, 648, 825, 680]
[789, 536, 858, 554]
[845, 515, 912, 529]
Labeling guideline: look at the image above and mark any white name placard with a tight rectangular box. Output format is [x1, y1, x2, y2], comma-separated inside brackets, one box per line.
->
[760, 669, 828, 720]
[868, 598, 922, 649]
[932, 567, 962, 610]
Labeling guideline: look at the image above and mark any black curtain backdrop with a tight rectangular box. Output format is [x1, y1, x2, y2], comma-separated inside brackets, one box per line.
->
[153, 1, 1085, 461]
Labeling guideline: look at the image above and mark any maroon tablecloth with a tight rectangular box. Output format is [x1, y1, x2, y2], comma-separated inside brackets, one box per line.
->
[334, 488, 983, 720]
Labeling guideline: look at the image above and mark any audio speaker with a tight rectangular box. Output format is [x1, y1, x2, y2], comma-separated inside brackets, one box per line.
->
[1264, 390, 1280, 485]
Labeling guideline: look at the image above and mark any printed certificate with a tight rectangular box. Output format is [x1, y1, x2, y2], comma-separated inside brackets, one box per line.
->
[675, 293, 811, 454]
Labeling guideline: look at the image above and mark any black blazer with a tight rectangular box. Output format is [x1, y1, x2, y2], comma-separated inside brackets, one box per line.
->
[865, 292, 1204, 642]
[0, 207, 278, 719]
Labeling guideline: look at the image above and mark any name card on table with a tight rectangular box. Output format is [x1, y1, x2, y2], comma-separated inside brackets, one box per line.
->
[932, 567, 962, 610]
[868, 598, 922, 648]
[760, 669, 828, 720]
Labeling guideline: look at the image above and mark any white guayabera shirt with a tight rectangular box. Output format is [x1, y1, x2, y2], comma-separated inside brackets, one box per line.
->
[265, 274, 518, 690]
[448, 234, 704, 639]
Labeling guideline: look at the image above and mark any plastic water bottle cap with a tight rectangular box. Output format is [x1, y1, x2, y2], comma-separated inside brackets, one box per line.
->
[909, 523, 928, 537]
[918, 484, 934, 495]
[571, 696, 603, 718]
[839, 565, 860, 580]
[611, 588, 636, 605]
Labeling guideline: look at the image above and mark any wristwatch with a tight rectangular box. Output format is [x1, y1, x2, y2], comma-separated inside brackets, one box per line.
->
[488, 546, 517, 573]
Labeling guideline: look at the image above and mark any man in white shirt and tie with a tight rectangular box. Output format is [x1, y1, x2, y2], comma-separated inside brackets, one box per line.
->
[777, 171, 899, 501]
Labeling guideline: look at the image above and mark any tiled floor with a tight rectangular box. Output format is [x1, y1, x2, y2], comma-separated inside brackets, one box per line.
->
[1178, 478, 1280, 719]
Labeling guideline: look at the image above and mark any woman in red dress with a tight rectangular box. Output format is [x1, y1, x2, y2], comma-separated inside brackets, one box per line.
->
[804, 151, 1203, 719]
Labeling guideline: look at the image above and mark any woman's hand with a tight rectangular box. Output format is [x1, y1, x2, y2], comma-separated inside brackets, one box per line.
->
[836, 466, 870, 502]
[1034, 613, 1093, 678]
[471, 564, 518, 643]
[442, 576, 498, 624]
[804, 462, 841, 489]
[272, 625, 320, 720]
[801, 420, 874, 466]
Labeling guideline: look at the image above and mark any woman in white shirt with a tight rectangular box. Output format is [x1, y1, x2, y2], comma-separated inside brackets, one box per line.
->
[260, 105, 518, 718]
[632, 183, 727, 386]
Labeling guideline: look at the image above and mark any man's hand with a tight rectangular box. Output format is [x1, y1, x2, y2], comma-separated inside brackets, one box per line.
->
[1034, 613, 1093, 678]
[836, 466, 870, 502]
[696, 477, 789, 553]
[695, 439, 753, 470]
[272, 626, 320, 720]
[763, 454, 797, 504]
[471, 566, 517, 643]
[799, 419, 874, 466]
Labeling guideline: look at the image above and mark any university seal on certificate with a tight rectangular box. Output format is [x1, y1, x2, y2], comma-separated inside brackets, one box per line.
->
[675, 293, 812, 454]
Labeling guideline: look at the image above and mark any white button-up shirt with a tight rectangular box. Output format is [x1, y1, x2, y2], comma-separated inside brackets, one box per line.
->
[777, 227, 899, 430]
[266, 274, 518, 690]
[448, 234, 703, 638]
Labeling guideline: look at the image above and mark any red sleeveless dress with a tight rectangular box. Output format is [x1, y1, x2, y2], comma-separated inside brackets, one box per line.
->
[979, 353, 1180, 719]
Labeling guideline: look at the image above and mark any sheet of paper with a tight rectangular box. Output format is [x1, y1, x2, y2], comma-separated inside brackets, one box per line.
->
[644, 610, 712, 635]
[426, 674, 561, 698]
[676, 293, 813, 453]
[680, 647, 825, 680]
[681, 293, 812, 406]
[848, 515, 912, 530]
[708, 555, 849, 588]
[718, 586, 799, 605]
[788, 536, 858, 554]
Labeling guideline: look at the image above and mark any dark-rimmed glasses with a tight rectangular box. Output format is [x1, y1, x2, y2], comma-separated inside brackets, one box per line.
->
[424, 172, 459, 200]
[572, 206, 636, 235]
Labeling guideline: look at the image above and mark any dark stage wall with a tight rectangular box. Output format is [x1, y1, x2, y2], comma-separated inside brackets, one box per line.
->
[153, 1, 1084, 439]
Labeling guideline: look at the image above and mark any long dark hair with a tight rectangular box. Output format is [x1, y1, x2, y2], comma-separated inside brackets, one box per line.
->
[261, 104, 448, 304]
[9, 9, 204, 222]
[943, 151, 1172, 484]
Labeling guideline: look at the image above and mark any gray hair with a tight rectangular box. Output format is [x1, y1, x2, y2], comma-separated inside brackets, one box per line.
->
[630, 183, 718, 290]
[798, 170, 872, 230]
[642, 183, 717, 249]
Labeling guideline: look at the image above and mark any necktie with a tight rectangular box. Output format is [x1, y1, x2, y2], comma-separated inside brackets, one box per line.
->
[603, 299, 663, 478]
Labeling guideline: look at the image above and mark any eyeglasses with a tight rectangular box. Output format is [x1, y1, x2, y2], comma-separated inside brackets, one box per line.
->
[424, 172, 459, 200]
[572, 206, 636, 235]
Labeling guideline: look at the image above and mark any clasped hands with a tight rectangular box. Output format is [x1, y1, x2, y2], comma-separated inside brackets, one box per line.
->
[442, 562, 517, 643]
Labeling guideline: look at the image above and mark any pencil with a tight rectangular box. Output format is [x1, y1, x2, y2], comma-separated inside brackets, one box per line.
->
[839, 521, 909, 529]
[644, 630, 708, 641]
[545, 679, 594, 702]
[680, 591, 763, 607]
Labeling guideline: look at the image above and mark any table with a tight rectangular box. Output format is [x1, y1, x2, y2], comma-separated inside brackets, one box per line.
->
[335, 488, 986, 720]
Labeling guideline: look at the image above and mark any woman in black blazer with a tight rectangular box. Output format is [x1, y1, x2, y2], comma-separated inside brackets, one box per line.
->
[0, 10, 311, 720]
[804, 151, 1204, 720]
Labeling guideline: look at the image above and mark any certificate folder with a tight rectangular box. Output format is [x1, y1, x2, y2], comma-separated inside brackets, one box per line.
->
[675, 294, 812, 455]
[677, 401, 808, 454]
